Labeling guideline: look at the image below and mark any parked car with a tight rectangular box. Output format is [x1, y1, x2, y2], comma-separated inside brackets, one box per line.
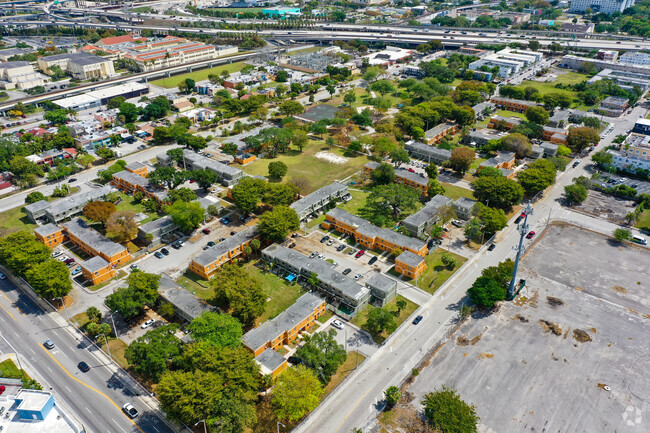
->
[326, 239, 333, 246]
[0, 272, 5, 280]
[348, 249, 356, 255]
[337, 244, 346, 252]
[488, 243, 496, 251]
[202, 228, 211, 235]
[44, 339, 55, 349]
[331, 319, 344, 330]
[355, 250, 365, 258]
[154, 251, 164, 259]
[526, 230, 536, 239]
[288, 242, 296, 248]
[71, 267, 82, 276]
[77, 361, 90, 372]
[320, 235, 330, 243]
[220, 216, 232, 225]
[310, 251, 318, 259]
[412, 315, 423, 325]
[130, 264, 139, 271]
[141, 319, 155, 329]
[67, 178, 77, 183]
[52, 250, 62, 258]
[171, 240, 184, 249]
[161, 248, 170, 256]
[0, 385, 5, 395]
[64, 258, 75, 265]
[514, 215, 523, 224]
[207, 241, 216, 247]
[368, 256, 378, 265]
[122, 403, 139, 419]
[291, 232, 299, 238]
[354, 273, 362, 280]
[318, 253, 325, 259]
[342, 268, 352, 275]
[451, 220, 463, 228]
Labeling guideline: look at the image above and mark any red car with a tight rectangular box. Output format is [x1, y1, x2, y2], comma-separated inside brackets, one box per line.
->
[0, 385, 5, 395]
[355, 250, 365, 258]
[202, 228, 211, 234]
[526, 231, 536, 239]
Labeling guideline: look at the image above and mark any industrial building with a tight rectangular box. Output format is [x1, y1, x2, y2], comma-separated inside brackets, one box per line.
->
[469, 48, 542, 78]
[54, 82, 149, 111]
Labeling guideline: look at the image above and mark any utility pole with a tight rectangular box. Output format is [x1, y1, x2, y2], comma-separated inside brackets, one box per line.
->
[507, 202, 533, 300]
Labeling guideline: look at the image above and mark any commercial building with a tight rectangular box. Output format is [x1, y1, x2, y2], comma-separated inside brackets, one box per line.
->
[362, 46, 414, 66]
[424, 122, 459, 145]
[560, 54, 650, 76]
[608, 132, 650, 172]
[189, 226, 259, 280]
[24, 185, 115, 224]
[261, 245, 370, 316]
[596, 96, 629, 116]
[0, 61, 49, 90]
[597, 50, 619, 62]
[364, 162, 430, 196]
[395, 250, 427, 279]
[619, 51, 650, 66]
[364, 273, 397, 307]
[404, 140, 452, 164]
[632, 118, 650, 136]
[323, 208, 428, 256]
[402, 195, 454, 238]
[290, 182, 349, 221]
[54, 82, 149, 111]
[469, 48, 542, 78]
[569, 0, 635, 14]
[490, 97, 540, 113]
[38, 52, 115, 80]
[587, 68, 650, 92]
[157, 149, 243, 186]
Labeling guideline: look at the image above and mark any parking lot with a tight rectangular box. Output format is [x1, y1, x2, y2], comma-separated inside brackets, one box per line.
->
[407, 224, 650, 433]
[596, 172, 650, 196]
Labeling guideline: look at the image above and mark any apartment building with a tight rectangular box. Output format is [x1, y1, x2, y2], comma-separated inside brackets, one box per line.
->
[395, 250, 427, 279]
[469, 48, 541, 78]
[608, 132, 650, 172]
[124, 161, 148, 177]
[633, 119, 650, 136]
[424, 122, 460, 145]
[542, 126, 568, 145]
[402, 195, 454, 238]
[137, 216, 178, 246]
[323, 208, 428, 257]
[157, 149, 243, 186]
[62, 218, 131, 266]
[479, 151, 516, 178]
[261, 245, 370, 316]
[159, 275, 213, 323]
[560, 54, 650, 75]
[365, 273, 397, 307]
[570, 0, 635, 14]
[404, 140, 452, 165]
[596, 96, 629, 116]
[490, 97, 540, 113]
[364, 162, 430, 196]
[488, 116, 568, 145]
[24, 185, 115, 224]
[488, 115, 522, 130]
[463, 129, 508, 147]
[38, 52, 115, 80]
[80, 256, 116, 285]
[452, 197, 479, 220]
[111, 170, 168, 204]
[189, 226, 259, 280]
[619, 51, 650, 66]
[290, 182, 349, 222]
[33, 223, 65, 248]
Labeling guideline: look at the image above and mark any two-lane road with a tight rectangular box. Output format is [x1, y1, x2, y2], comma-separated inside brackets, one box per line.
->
[0, 277, 176, 433]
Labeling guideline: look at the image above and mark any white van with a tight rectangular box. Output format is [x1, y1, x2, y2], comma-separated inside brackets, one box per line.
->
[632, 235, 647, 245]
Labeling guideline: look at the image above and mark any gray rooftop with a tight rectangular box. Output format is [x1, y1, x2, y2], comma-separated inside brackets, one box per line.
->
[44, 51, 109, 66]
[80, 256, 110, 274]
[125, 161, 147, 172]
[294, 104, 340, 122]
[396, 168, 428, 187]
[158, 275, 213, 321]
[365, 273, 397, 296]
[46, 185, 115, 217]
[490, 115, 522, 126]
[182, 149, 242, 178]
[138, 215, 175, 234]
[402, 195, 453, 229]
[112, 170, 150, 187]
[255, 349, 286, 373]
[483, 151, 515, 167]
[290, 182, 348, 217]
[453, 196, 478, 210]
[396, 250, 426, 268]
[425, 122, 457, 139]
[242, 292, 324, 351]
[34, 223, 61, 238]
[0, 61, 31, 69]
[62, 218, 127, 258]
[326, 208, 426, 252]
[404, 140, 452, 161]
[491, 96, 539, 107]
[191, 226, 257, 267]
[24, 199, 51, 214]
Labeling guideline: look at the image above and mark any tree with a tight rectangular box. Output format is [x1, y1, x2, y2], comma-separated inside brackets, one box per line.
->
[468, 276, 506, 309]
[365, 307, 397, 337]
[166, 187, 197, 203]
[385, 386, 401, 408]
[105, 210, 138, 242]
[86, 306, 102, 324]
[187, 311, 243, 347]
[83, 201, 116, 224]
[564, 184, 588, 205]
[0, 232, 51, 276]
[44, 109, 68, 125]
[167, 200, 205, 232]
[189, 168, 219, 191]
[592, 150, 613, 166]
[362, 67, 381, 82]
[528, 40, 541, 51]
[567, 127, 599, 153]
[231, 177, 266, 215]
[425, 163, 438, 178]
[517, 159, 556, 196]
[472, 177, 524, 209]
[292, 129, 309, 151]
[25, 260, 72, 299]
[77, 154, 95, 169]
[105, 273, 160, 318]
[344, 91, 356, 105]
[148, 166, 188, 190]
[326, 84, 336, 99]
[86, 322, 112, 340]
[262, 183, 298, 206]
[613, 228, 632, 243]
[107, 96, 126, 109]
[390, 149, 410, 168]
[275, 70, 288, 82]
[258, 206, 299, 242]
[210, 264, 266, 328]
[25, 191, 46, 204]
[371, 163, 395, 185]
[125, 324, 181, 381]
[295, 329, 346, 384]
[423, 386, 479, 433]
[476, 166, 502, 178]
[477, 206, 507, 237]
[272, 366, 323, 422]
[502, 133, 531, 159]
[480, 259, 514, 288]
[268, 161, 288, 181]
[370, 80, 396, 97]
[428, 178, 446, 196]
[441, 253, 457, 270]
[450, 148, 475, 174]
[279, 100, 304, 117]
[582, 117, 601, 129]
[463, 218, 483, 242]
[364, 183, 420, 222]
[118, 102, 139, 123]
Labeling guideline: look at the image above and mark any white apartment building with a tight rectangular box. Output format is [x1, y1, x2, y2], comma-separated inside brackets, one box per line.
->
[619, 51, 650, 67]
[38, 52, 115, 80]
[0, 61, 49, 90]
[469, 48, 541, 78]
[570, 0, 635, 14]
[608, 132, 650, 172]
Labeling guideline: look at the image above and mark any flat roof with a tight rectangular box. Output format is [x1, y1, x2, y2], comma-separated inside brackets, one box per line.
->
[290, 182, 348, 217]
[295, 104, 340, 123]
[365, 273, 397, 295]
[80, 256, 110, 274]
[255, 348, 286, 374]
[191, 226, 257, 267]
[15, 389, 51, 411]
[34, 223, 61, 238]
[55, 82, 149, 109]
[158, 274, 212, 320]
[396, 250, 426, 268]
[62, 218, 127, 258]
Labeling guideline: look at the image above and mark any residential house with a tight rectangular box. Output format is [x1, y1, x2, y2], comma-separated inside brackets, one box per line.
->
[25, 148, 77, 166]
[424, 122, 459, 145]
[290, 182, 349, 222]
[404, 140, 452, 164]
[137, 216, 177, 246]
[394, 250, 427, 279]
[188, 226, 259, 279]
[402, 195, 454, 238]
[24, 185, 115, 224]
[365, 273, 398, 306]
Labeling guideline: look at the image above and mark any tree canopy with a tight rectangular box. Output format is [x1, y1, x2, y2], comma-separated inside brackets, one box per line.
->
[423, 386, 479, 433]
[472, 176, 524, 209]
[210, 264, 266, 328]
[125, 324, 181, 381]
[272, 366, 323, 422]
[295, 329, 347, 384]
[257, 206, 299, 243]
[83, 201, 116, 224]
[167, 200, 205, 232]
[188, 311, 243, 348]
[468, 276, 506, 309]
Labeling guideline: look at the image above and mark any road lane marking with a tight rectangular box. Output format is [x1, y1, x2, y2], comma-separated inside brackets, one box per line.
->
[112, 418, 128, 433]
[0, 298, 16, 321]
[335, 387, 373, 433]
[66, 386, 72, 393]
[39, 345, 145, 433]
[86, 407, 92, 414]
[151, 426, 160, 433]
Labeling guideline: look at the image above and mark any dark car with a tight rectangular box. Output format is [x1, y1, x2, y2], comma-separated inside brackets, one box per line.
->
[526, 230, 536, 239]
[154, 251, 164, 259]
[342, 268, 352, 275]
[368, 256, 378, 265]
[171, 241, 183, 249]
[337, 244, 346, 252]
[78, 361, 90, 372]
[288, 242, 296, 248]
[64, 258, 75, 265]
[514, 215, 523, 224]
[202, 228, 211, 234]
[161, 248, 170, 256]
[291, 232, 299, 238]
[412, 315, 423, 325]
[320, 235, 330, 243]
[220, 216, 232, 225]
[68, 178, 77, 183]
[488, 243, 496, 251]
[230, 231, 236, 236]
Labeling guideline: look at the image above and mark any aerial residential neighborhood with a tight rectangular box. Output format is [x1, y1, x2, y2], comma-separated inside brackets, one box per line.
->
[0, 0, 648, 432]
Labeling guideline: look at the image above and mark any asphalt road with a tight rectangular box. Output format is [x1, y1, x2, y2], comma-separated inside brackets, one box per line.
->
[0, 277, 176, 433]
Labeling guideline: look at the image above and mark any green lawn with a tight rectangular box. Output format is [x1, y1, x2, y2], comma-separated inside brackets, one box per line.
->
[243, 261, 306, 326]
[238, 141, 370, 194]
[519, 71, 593, 110]
[441, 183, 474, 201]
[0, 205, 37, 234]
[177, 271, 211, 299]
[98, 338, 130, 369]
[115, 192, 159, 224]
[150, 61, 247, 88]
[391, 249, 467, 294]
[317, 309, 334, 324]
[307, 189, 370, 229]
[350, 295, 419, 344]
[635, 209, 650, 232]
[477, 109, 527, 128]
[0, 359, 40, 389]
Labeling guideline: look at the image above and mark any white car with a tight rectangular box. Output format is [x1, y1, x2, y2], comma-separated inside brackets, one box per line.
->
[52, 250, 62, 258]
[122, 403, 139, 418]
[331, 319, 344, 330]
[141, 319, 155, 329]
[354, 273, 362, 280]
[58, 255, 69, 262]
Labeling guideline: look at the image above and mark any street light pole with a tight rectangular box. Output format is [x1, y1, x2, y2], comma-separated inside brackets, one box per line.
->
[195, 420, 207, 433]
[507, 202, 533, 300]
[277, 421, 286, 433]
[100, 334, 112, 361]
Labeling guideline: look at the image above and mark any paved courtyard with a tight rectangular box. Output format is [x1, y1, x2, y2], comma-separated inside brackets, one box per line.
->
[407, 224, 650, 433]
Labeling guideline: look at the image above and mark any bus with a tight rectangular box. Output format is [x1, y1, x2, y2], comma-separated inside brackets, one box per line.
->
[632, 235, 647, 245]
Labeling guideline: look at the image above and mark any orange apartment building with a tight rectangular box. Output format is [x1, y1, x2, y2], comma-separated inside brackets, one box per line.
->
[488, 115, 569, 145]
[111, 170, 169, 205]
[242, 292, 326, 376]
[395, 250, 427, 279]
[188, 226, 259, 280]
[424, 122, 460, 145]
[364, 162, 430, 196]
[488, 115, 522, 130]
[124, 161, 148, 177]
[34, 223, 65, 248]
[80, 256, 117, 285]
[543, 127, 568, 145]
[490, 97, 540, 113]
[322, 208, 428, 258]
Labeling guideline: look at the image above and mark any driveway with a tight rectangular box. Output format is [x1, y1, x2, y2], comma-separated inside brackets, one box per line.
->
[323, 320, 379, 359]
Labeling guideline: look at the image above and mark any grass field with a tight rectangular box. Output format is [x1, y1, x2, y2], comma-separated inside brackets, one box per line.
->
[441, 183, 474, 201]
[307, 189, 370, 229]
[322, 351, 367, 397]
[392, 249, 467, 294]
[635, 209, 650, 232]
[350, 295, 418, 344]
[115, 192, 159, 224]
[287, 46, 322, 56]
[177, 271, 211, 299]
[0, 358, 39, 389]
[239, 141, 370, 194]
[519, 71, 593, 110]
[0, 205, 37, 234]
[98, 338, 130, 369]
[150, 61, 247, 88]
[476, 109, 527, 128]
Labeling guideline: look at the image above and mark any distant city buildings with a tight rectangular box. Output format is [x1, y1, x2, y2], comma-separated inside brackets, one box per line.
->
[0, 61, 49, 90]
[469, 48, 542, 78]
[569, 0, 635, 14]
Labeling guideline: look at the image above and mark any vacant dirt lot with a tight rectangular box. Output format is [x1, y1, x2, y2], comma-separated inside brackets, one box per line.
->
[575, 190, 636, 224]
[407, 224, 650, 433]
